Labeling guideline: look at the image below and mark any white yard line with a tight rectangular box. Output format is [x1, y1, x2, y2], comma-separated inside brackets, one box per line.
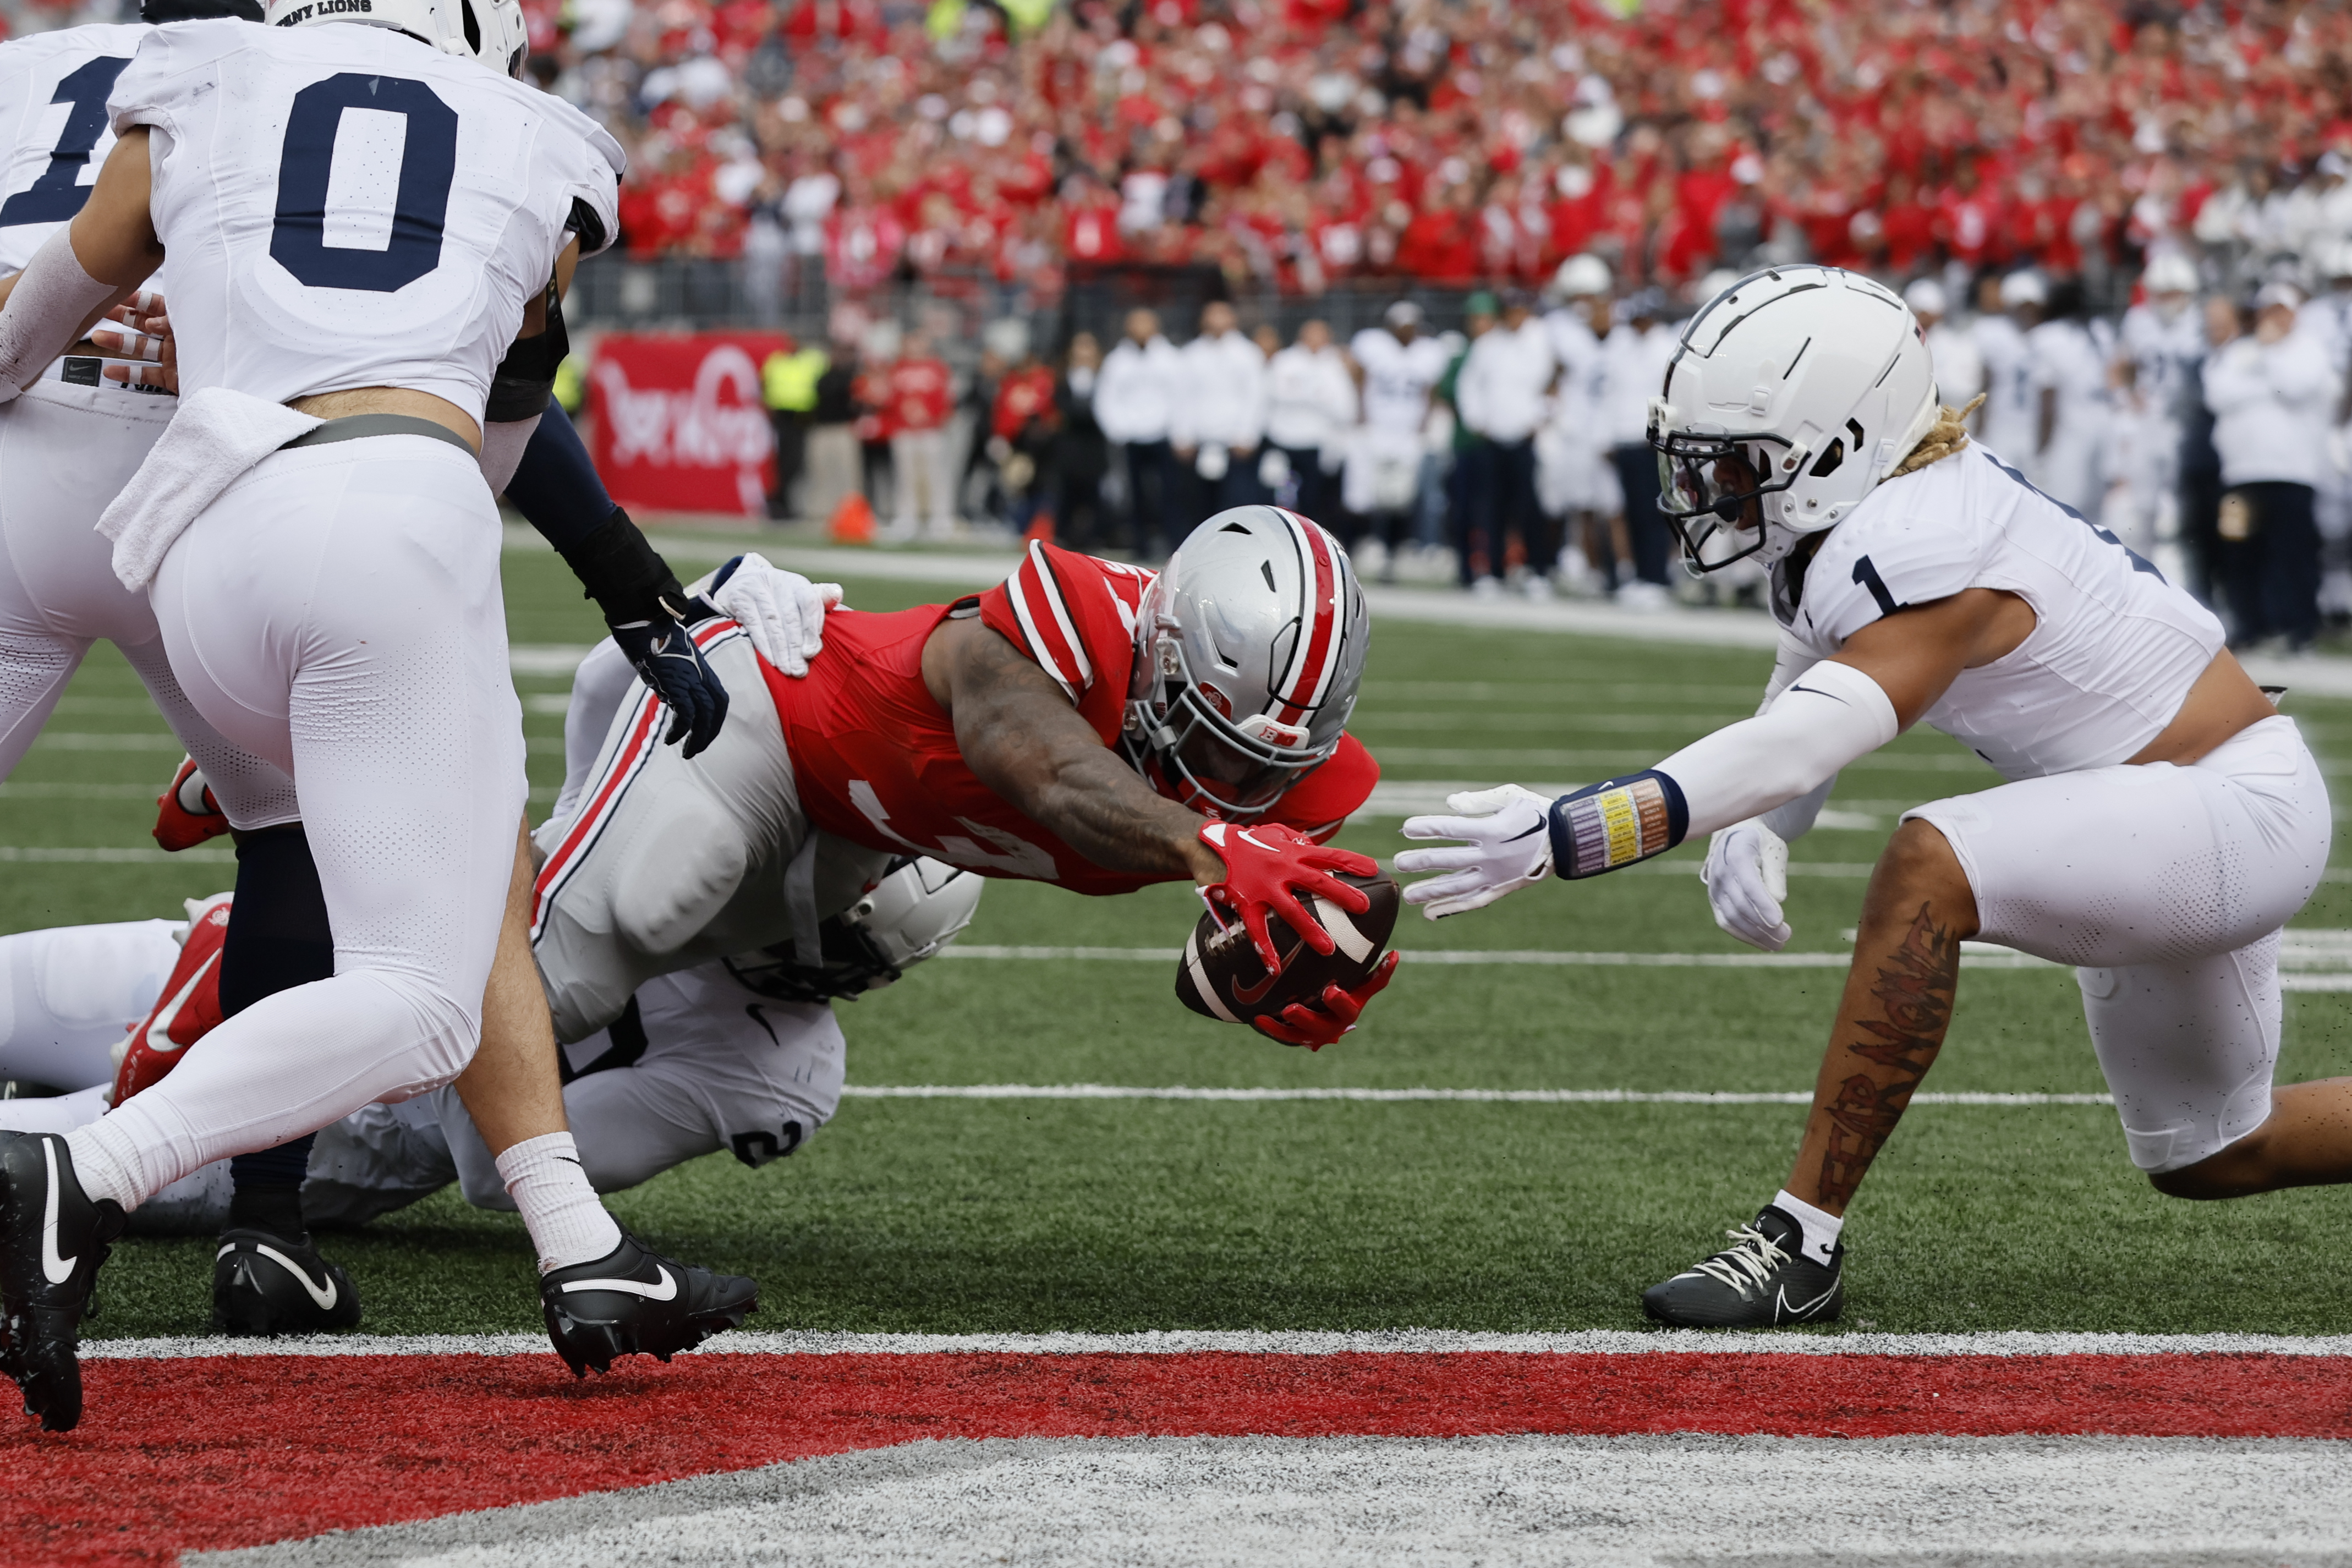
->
[835, 1084, 2111, 1106]
[86, 1327, 2352, 1359]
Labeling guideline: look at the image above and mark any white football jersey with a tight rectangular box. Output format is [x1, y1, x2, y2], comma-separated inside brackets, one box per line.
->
[1349, 327, 1448, 436]
[107, 19, 620, 418]
[1774, 443, 2224, 782]
[2117, 301, 2206, 419]
[0, 23, 152, 275]
[1973, 314, 2036, 458]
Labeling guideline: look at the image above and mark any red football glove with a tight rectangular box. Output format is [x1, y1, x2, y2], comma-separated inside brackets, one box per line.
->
[1253, 951, 1401, 1050]
[112, 893, 232, 1105]
[1198, 820, 1379, 974]
[153, 756, 228, 852]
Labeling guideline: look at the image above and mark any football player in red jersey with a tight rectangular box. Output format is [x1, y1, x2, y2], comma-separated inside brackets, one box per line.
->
[533, 506, 1395, 1052]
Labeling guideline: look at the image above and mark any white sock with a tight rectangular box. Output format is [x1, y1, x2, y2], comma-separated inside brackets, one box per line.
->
[1771, 1189, 1844, 1266]
[494, 1132, 622, 1273]
[63, 1120, 144, 1211]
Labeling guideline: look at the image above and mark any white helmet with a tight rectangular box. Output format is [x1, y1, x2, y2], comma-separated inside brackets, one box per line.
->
[1648, 265, 1938, 574]
[1554, 253, 1611, 299]
[722, 857, 982, 1002]
[266, 0, 528, 76]
[1124, 506, 1367, 819]
[2142, 250, 2199, 297]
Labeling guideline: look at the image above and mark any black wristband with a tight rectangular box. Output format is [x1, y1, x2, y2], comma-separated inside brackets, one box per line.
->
[557, 506, 686, 628]
[1546, 770, 1689, 879]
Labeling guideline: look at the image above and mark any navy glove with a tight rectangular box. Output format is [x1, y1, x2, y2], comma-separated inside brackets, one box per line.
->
[608, 600, 728, 758]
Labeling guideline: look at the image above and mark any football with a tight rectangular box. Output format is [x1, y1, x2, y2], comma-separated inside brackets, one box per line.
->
[1175, 871, 1400, 1029]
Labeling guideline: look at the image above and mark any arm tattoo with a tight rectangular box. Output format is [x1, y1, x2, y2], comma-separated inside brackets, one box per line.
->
[951, 628, 1204, 878]
[1816, 901, 1959, 1209]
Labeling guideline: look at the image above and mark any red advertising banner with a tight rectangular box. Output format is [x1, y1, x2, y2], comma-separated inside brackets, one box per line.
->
[587, 331, 787, 516]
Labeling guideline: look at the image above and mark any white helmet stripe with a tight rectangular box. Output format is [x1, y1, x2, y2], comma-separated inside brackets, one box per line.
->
[1270, 508, 1342, 721]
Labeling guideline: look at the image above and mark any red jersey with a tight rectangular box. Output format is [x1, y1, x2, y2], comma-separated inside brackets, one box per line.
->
[759, 542, 1378, 894]
[885, 357, 952, 433]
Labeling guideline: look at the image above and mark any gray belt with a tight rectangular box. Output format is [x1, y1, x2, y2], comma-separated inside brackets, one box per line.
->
[280, 413, 474, 455]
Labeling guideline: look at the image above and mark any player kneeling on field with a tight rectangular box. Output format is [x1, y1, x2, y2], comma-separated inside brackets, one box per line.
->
[0, 858, 980, 1243]
[1397, 265, 2344, 1329]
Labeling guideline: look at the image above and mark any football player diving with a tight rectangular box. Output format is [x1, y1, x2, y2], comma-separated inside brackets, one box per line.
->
[1396, 266, 2346, 1328]
[532, 508, 1398, 1056]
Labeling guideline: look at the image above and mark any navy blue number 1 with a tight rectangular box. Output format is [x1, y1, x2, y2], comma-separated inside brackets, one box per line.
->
[269, 73, 458, 293]
[0, 56, 131, 228]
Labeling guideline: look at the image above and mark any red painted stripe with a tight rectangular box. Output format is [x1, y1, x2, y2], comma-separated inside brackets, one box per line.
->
[14, 1350, 2350, 1566]
[1276, 514, 1337, 725]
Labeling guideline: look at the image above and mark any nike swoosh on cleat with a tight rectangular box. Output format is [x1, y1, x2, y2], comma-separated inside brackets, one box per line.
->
[227, 1242, 339, 1311]
[141, 953, 221, 1055]
[561, 1265, 677, 1301]
[1775, 1281, 1838, 1322]
[39, 1141, 73, 1285]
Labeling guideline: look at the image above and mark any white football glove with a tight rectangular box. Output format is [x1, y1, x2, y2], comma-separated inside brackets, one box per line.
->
[1701, 817, 1791, 952]
[706, 552, 842, 678]
[1395, 784, 1556, 919]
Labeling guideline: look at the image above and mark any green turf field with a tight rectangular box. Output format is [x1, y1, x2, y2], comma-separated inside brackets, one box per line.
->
[27, 539, 2352, 1339]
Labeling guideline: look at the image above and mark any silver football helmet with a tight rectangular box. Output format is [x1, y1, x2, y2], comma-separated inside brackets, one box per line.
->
[1649, 265, 1939, 573]
[723, 857, 982, 1004]
[1123, 506, 1367, 819]
[266, 0, 528, 76]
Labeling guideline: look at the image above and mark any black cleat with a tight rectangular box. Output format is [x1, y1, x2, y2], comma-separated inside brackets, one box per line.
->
[0, 1133, 124, 1431]
[1642, 1205, 1843, 1329]
[211, 1228, 363, 1336]
[540, 1232, 756, 1377]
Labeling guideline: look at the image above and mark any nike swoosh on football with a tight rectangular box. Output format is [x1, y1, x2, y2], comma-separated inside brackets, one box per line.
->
[1232, 937, 1306, 1005]
[225, 1241, 339, 1311]
[40, 1139, 74, 1285]
[561, 1265, 677, 1301]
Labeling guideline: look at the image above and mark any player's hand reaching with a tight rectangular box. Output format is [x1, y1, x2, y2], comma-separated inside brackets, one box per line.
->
[1253, 950, 1400, 1050]
[1395, 784, 1555, 919]
[1197, 820, 1378, 974]
[690, 552, 842, 678]
[1702, 817, 1791, 951]
[91, 290, 173, 393]
[610, 605, 728, 758]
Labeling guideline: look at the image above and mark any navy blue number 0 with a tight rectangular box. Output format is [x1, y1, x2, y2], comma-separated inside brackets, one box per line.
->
[1986, 453, 2164, 581]
[269, 73, 457, 293]
[0, 56, 131, 228]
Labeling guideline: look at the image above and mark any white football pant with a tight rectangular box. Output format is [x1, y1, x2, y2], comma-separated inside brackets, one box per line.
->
[0, 370, 298, 825]
[1907, 715, 2330, 1174]
[70, 435, 523, 1208]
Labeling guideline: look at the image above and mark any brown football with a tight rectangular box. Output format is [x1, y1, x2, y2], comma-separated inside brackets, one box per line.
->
[1175, 871, 1400, 1029]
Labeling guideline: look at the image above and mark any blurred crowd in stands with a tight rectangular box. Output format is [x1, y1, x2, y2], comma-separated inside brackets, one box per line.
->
[492, 0, 2352, 306]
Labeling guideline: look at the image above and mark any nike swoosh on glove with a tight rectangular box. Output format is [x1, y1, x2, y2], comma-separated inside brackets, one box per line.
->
[1198, 821, 1378, 974]
[1395, 784, 1556, 919]
[692, 553, 842, 678]
[609, 610, 729, 758]
[1702, 818, 1791, 951]
[1253, 950, 1401, 1050]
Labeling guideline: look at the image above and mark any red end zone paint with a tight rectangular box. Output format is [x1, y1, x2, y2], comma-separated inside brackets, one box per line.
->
[20, 1349, 2352, 1566]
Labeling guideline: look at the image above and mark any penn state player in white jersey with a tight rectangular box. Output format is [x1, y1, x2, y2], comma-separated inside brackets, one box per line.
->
[1396, 266, 2343, 1329]
[0, 0, 747, 1429]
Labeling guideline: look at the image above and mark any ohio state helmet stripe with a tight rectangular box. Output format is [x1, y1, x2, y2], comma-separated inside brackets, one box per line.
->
[1006, 542, 1091, 700]
[1271, 509, 1341, 724]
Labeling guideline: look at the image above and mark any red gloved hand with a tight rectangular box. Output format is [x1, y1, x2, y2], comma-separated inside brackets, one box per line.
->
[153, 756, 228, 852]
[1198, 820, 1378, 974]
[1253, 951, 1401, 1050]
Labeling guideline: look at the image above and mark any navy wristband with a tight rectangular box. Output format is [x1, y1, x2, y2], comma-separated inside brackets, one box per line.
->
[1547, 770, 1690, 879]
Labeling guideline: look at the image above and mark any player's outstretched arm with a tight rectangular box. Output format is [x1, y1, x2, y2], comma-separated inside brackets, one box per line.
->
[0, 130, 162, 399]
[1395, 589, 2030, 922]
[931, 619, 1225, 884]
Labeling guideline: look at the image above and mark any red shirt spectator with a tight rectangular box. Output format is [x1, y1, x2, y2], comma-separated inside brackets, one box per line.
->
[993, 363, 1058, 443]
[886, 354, 953, 435]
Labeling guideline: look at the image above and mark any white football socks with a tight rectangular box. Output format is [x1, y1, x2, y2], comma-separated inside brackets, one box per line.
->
[495, 1132, 622, 1274]
[1771, 1188, 1844, 1265]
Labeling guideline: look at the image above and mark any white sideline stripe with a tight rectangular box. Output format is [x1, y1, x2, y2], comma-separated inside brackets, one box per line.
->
[0, 845, 235, 864]
[940, 944, 2060, 969]
[83, 1328, 2352, 1359]
[837, 1083, 2114, 1106]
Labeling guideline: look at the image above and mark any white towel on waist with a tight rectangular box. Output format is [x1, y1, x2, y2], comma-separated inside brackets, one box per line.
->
[97, 386, 322, 590]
